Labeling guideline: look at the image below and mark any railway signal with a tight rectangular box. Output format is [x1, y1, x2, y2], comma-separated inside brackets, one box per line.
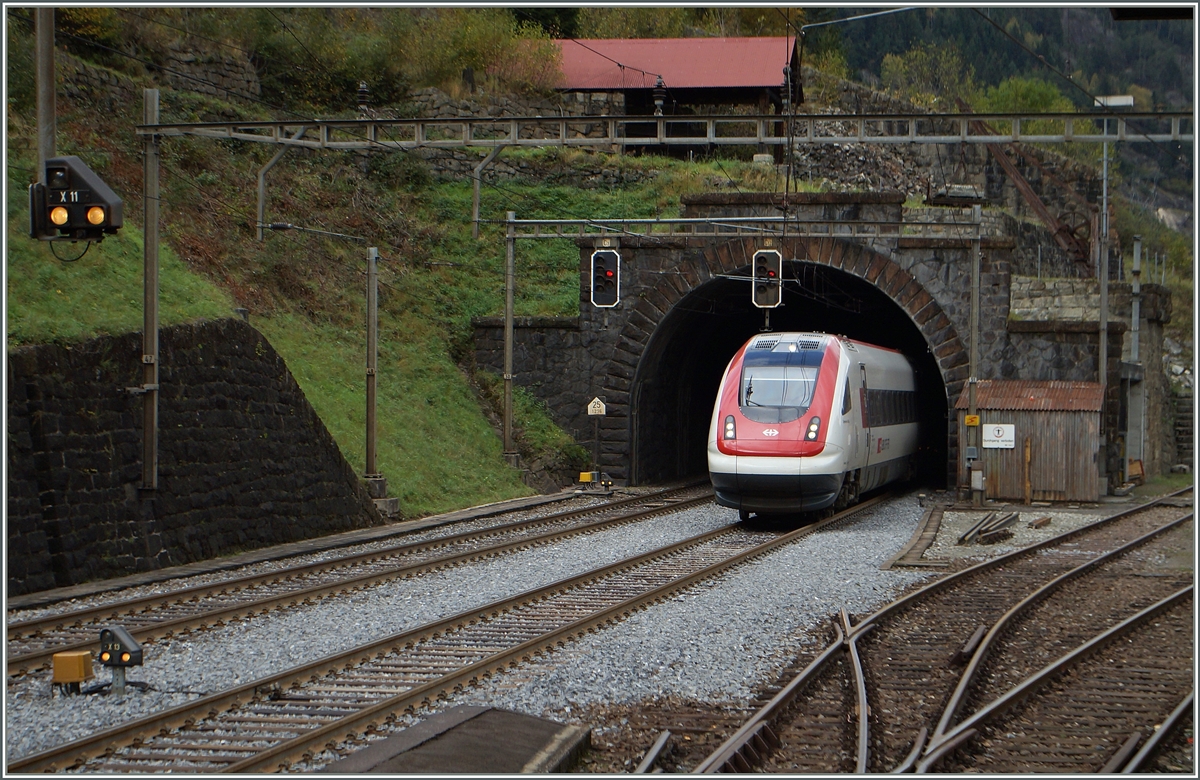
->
[590, 249, 620, 307]
[29, 155, 123, 242]
[98, 626, 143, 667]
[752, 249, 782, 308]
[99, 625, 143, 698]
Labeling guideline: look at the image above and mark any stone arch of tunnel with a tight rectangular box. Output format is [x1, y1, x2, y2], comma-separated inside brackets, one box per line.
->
[622, 236, 967, 487]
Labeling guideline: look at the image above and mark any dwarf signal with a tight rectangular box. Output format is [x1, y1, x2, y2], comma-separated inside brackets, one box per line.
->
[29, 156, 123, 243]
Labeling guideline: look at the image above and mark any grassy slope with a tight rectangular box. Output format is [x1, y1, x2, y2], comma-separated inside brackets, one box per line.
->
[5, 84, 772, 518]
[8, 65, 1191, 519]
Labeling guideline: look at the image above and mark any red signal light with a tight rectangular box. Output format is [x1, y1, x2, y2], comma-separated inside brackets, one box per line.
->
[605, 270, 614, 277]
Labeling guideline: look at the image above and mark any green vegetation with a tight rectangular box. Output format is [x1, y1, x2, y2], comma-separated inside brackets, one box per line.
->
[1132, 471, 1195, 498]
[6, 145, 234, 344]
[6, 17, 797, 516]
[6, 9, 1192, 518]
[1114, 201, 1194, 345]
[254, 313, 534, 515]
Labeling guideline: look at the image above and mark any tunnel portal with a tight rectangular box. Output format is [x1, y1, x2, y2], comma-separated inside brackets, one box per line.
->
[629, 261, 949, 487]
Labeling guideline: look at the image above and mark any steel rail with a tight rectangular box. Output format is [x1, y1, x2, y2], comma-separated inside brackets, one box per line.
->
[6, 521, 729, 774]
[223, 494, 892, 774]
[848, 488, 1192, 640]
[10, 484, 698, 630]
[692, 624, 845, 774]
[1121, 691, 1194, 773]
[931, 512, 1193, 744]
[7, 486, 708, 676]
[692, 488, 1192, 774]
[9, 492, 887, 774]
[843, 610, 872, 774]
[913, 585, 1193, 773]
[689, 486, 894, 777]
[890, 727, 929, 774]
[633, 730, 673, 773]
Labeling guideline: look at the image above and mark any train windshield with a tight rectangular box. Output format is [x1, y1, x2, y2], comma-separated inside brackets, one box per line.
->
[739, 345, 825, 423]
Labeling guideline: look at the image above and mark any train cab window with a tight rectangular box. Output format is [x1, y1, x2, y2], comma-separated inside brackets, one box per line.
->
[841, 378, 852, 416]
[739, 346, 824, 424]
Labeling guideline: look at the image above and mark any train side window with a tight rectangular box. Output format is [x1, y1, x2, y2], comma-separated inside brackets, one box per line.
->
[841, 378, 852, 415]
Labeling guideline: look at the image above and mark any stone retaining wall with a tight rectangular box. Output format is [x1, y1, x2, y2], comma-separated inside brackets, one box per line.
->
[162, 44, 260, 100]
[7, 318, 382, 596]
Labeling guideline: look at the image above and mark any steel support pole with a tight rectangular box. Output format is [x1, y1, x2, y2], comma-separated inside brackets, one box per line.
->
[503, 211, 516, 455]
[1131, 236, 1142, 363]
[35, 8, 55, 179]
[142, 89, 161, 490]
[1099, 133, 1110, 489]
[969, 206, 981, 506]
[256, 128, 307, 241]
[472, 145, 505, 240]
[1099, 134, 1109, 391]
[365, 247, 379, 476]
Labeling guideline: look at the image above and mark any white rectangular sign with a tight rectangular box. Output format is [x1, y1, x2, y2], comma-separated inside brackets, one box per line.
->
[587, 397, 607, 416]
[982, 423, 1015, 449]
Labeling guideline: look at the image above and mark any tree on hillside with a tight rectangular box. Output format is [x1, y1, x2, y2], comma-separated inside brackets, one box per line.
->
[975, 75, 1100, 165]
[577, 7, 814, 39]
[577, 7, 693, 38]
[880, 41, 977, 109]
[406, 8, 560, 95]
[511, 8, 579, 38]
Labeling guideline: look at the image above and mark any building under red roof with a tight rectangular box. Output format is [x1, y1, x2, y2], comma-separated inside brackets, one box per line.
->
[555, 37, 799, 113]
[954, 380, 1104, 503]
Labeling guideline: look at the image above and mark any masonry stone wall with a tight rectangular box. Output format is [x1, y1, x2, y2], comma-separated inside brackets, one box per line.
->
[7, 318, 383, 596]
[59, 52, 139, 113]
[473, 191, 1178, 494]
[803, 66, 1108, 259]
[59, 49, 257, 120]
[162, 44, 260, 100]
[1008, 275, 1176, 477]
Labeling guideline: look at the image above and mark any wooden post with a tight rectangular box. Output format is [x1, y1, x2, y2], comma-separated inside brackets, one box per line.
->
[1024, 436, 1032, 505]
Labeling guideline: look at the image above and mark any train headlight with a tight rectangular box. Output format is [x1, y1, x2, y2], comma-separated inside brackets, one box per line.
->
[723, 415, 736, 440]
[805, 417, 821, 441]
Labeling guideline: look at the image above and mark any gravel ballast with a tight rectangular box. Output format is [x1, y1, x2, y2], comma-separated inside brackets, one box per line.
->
[4, 502, 730, 763]
[297, 493, 935, 771]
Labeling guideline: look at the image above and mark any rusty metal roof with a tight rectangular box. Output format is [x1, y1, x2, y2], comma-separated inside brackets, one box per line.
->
[954, 380, 1104, 412]
[556, 37, 795, 91]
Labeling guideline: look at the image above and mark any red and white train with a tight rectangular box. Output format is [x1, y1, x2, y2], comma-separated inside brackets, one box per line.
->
[708, 332, 919, 518]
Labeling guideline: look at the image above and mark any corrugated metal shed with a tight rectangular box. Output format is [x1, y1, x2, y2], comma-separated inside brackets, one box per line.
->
[556, 37, 795, 90]
[956, 381, 1103, 503]
[954, 380, 1104, 412]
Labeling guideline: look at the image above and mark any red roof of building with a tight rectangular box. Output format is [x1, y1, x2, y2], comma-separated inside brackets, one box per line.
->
[954, 380, 1105, 412]
[555, 37, 795, 91]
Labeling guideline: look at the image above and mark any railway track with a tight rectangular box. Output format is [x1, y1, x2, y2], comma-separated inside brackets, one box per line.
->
[693, 489, 1193, 774]
[920, 587, 1192, 773]
[7, 493, 893, 773]
[7, 485, 711, 677]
